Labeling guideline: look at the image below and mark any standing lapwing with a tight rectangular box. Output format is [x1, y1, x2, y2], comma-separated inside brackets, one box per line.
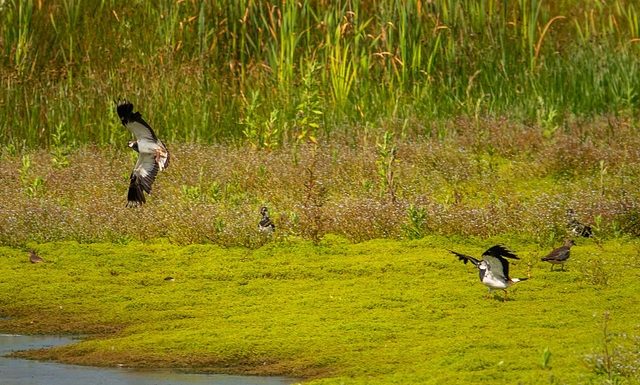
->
[258, 206, 275, 232]
[449, 245, 528, 302]
[28, 250, 46, 264]
[566, 209, 593, 237]
[115, 99, 170, 207]
[541, 239, 575, 271]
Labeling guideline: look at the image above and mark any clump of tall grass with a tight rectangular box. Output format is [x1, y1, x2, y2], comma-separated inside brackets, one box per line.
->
[1, 0, 640, 148]
[584, 312, 640, 384]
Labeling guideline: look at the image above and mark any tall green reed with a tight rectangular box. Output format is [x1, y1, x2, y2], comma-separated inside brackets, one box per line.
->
[1, 0, 640, 149]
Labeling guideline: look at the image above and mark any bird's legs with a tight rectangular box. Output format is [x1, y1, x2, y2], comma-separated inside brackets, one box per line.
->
[155, 149, 163, 164]
[485, 288, 492, 300]
[503, 290, 508, 302]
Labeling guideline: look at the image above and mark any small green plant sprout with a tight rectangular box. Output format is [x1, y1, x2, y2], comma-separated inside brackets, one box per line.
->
[29, 176, 45, 198]
[19, 154, 31, 185]
[302, 140, 326, 245]
[261, 109, 280, 154]
[241, 91, 280, 153]
[592, 214, 604, 247]
[207, 181, 222, 202]
[51, 122, 70, 169]
[181, 185, 201, 201]
[241, 90, 262, 150]
[376, 130, 398, 204]
[599, 160, 608, 197]
[540, 347, 552, 370]
[402, 205, 427, 240]
[583, 311, 638, 385]
[580, 254, 619, 286]
[294, 61, 323, 165]
[296, 60, 323, 136]
[20, 154, 45, 198]
[537, 97, 559, 141]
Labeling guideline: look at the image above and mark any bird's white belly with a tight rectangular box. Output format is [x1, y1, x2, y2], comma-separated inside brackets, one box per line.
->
[137, 140, 157, 154]
[481, 271, 509, 289]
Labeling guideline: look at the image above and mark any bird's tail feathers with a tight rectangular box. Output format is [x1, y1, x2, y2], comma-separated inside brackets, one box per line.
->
[159, 151, 170, 170]
[510, 278, 528, 283]
[127, 179, 146, 207]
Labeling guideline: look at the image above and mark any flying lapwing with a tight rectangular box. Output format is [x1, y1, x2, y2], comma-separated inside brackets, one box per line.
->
[258, 206, 275, 232]
[115, 99, 170, 207]
[449, 245, 528, 302]
[541, 238, 575, 271]
[28, 250, 46, 264]
[566, 209, 593, 237]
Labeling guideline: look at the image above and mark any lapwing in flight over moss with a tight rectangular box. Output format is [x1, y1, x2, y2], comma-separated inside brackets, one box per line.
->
[541, 238, 575, 271]
[449, 245, 527, 302]
[29, 250, 46, 264]
[566, 209, 593, 237]
[115, 99, 170, 207]
[258, 206, 275, 232]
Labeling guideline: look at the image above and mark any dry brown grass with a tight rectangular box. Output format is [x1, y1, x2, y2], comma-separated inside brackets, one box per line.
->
[1, 117, 639, 247]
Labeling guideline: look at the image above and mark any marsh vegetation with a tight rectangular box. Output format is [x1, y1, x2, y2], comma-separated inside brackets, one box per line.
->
[1, 0, 640, 383]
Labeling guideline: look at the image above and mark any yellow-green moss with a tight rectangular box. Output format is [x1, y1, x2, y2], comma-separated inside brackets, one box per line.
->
[1, 236, 639, 383]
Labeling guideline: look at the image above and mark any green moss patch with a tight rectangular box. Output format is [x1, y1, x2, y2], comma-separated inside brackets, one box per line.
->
[1, 236, 639, 383]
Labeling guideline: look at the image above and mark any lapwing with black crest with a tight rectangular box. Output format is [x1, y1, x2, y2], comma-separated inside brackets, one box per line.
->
[449, 245, 528, 302]
[258, 206, 275, 232]
[566, 209, 593, 237]
[115, 99, 170, 207]
[541, 238, 575, 271]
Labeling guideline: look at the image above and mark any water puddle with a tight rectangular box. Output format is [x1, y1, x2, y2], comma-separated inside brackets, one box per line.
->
[0, 334, 298, 385]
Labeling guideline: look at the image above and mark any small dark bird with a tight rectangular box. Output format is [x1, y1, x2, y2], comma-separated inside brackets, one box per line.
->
[541, 239, 575, 271]
[449, 245, 528, 302]
[164, 277, 175, 281]
[258, 206, 275, 232]
[28, 250, 46, 264]
[566, 209, 593, 237]
[115, 99, 170, 208]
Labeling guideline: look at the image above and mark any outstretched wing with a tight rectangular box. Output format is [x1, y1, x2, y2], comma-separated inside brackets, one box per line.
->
[126, 152, 159, 207]
[448, 250, 480, 267]
[482, 245, 518, 280]
[115, 100, 158, 143]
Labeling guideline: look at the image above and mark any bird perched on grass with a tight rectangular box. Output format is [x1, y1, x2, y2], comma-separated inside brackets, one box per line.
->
[449, 245, 528, 302]
[566, 209, 593, 237]
[28, 250, 46, 264]
[115, 99, 170, 207]
[258, 206, 275, 232]
[541, 238, 575, 271]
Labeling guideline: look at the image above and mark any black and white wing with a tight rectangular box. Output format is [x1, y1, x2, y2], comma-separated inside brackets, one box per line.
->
[482, 245, 518, 280]
[116, 100, 158, 143]
[449, 249, 481, 267]
[127, 152, 159, 208]
[116, 99, 170, 170]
